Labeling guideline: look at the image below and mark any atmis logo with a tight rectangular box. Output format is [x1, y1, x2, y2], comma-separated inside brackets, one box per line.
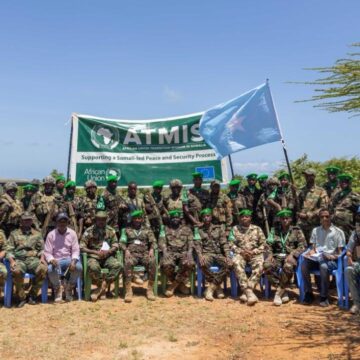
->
[91, 125, 119, 150]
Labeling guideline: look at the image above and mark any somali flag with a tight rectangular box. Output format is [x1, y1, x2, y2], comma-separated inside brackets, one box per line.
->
[199, 82, 282, 159]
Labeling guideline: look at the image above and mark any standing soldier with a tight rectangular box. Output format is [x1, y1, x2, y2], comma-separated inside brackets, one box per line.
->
[120, 210, 157, 303]
[263, 209, 306, 306]
[6, 212, 47, 307]
[297, 169, 329, 243]
[277, 172, 297, 213]
[159, 209, 194, 297]
[0, 182, 23, 237]
[194, 208, 232, 301]
[227, 179, 247, 226]
[80, 211, 122, 301]
[0, 229, 8, 298]
[144, 180, 165, 238]
[241, 173, 262, 214]
[208, 180, 232, 234]
[189, 172, 210, 209]
[55, 176, 66, 197]
[21, 184, 36, 211]
[229, 209, 266, 306]
[257, 174, 269, 195]
[322, 166, 341, 199]
[330, 173, 360, 240]
[81, 180, 99, 232]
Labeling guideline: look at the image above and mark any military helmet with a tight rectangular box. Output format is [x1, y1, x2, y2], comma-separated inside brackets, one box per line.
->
[267, 177, 280, 186]
[43, 176, 56, 185]
[4, 182, 18, 191]
[85, 180, 97, 188]
[169, 179, 183, 187]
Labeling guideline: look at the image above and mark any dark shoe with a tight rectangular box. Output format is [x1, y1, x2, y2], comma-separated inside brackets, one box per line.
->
[303, 292, 314, 305]
[17, 299, 27, 308]
[319, 297, 330, 307]
[27, 296, 37, 305]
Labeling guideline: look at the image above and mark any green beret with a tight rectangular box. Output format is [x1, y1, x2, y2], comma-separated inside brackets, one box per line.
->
[64, 180, 76, 188]
[338, 173, 353, 182]
[246, 173, 258, 180]
[238, 209, 253, 216]
[229, 179, 241, 186]
[192, 172, 203, 178]
[131, 210, 144, 218]
[200, 208, 212, 216]
[106, 175, 118, 182]
[95, 211, 108, 218]
[152, 180, 164, 188]
[325, 166, 341, 174]
[23, 184, 36, 191]
[278, 172, 290, 180]
[168, 209, 182, 217]
[56, 176, 66, 183]
[257, 174, 268, 181]
[276, 209, 292, 218]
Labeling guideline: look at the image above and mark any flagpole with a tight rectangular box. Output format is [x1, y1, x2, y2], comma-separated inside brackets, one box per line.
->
[228, 155, 235, 178]
[266, 79, 294, 184]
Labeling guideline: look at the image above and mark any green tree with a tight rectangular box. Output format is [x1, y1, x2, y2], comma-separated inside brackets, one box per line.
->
[50, 169, 65, 179]
[296, 43, 360, 115]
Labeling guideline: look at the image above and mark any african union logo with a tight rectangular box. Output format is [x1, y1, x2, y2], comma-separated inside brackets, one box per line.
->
[91, 125, 119, 150]
[106, 168, 121, 181]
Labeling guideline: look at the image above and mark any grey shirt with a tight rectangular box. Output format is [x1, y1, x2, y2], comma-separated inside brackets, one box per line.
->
[347, 230, 360, 262]
[310, 224, 345, 255]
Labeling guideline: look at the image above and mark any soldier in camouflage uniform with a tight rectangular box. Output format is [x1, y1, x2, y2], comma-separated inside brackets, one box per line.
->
[55, 176, 66, 198]
[194, 208, 232, 301]
[263, 209, 306, 306]
[322, 166, 341, 199]
[144, 180, 165, 238]
[81, 180, 99, 232]
[101, 175, 126, 234]
[330, 173, 360, 240]
[277, 172, 297, 214]
[80, 211, 121, 301]
[0, 229, 8, 298]
[229, 209, 266, 306]
[297, 168, 329, 243]
[227, 179, 247, 226]
[0, 182, 23, 237]
[120, 210, 157, 302]
[21, 184, 36, 211]
[208, 180, 233, 234]
[159, 209, 194, 297]
[6, 212, 47, 307]
[189, 172, 210, 209]
[241, 173, 262, 214]
[257, 174, 269, 195]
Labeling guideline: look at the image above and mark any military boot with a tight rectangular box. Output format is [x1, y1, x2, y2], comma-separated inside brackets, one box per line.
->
[239, 288, 247, 303]
[281, 290, 290, 304]
[204, 283, 215, 301]
[215, 285, 225, 299]
[178, 282, 190, 295]
[245, 288, 258, 306]
[146, 281, 156, 301]
[64, 282, 74, 302]
[99, 280, 107, 300]
[132, 274, 144, 285]
[124, 281, 133, 303]
[273, 287, 285, 306]
[90, 281, 102, 302]
[165, 281, 179, 298]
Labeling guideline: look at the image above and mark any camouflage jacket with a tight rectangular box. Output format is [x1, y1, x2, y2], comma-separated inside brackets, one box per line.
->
[256, 191, 281, 224]
[158, 224, 193, 253]
[208, 193, 233, 229]
[80, 195, 99, 228]
[189, 187, 210, 209]
[240, 186, 262, 212]
[121, 194, 149, 227]
[80, 224, 119, 259]
[120, 225, 156, 253]
[143, 191, 164, 223]
[297, 185, 329, 226]
[32, 192, 63, 227]
[195, 224, 230, 257]
[6, 228, 44, 260]
[322, 181, 340, 199]
[276, 186, 297, 211]
[266, 226, 306, 260]
[229, 224, 266, 256]
[0, 229, 6, 252]
[0, 193, 23, 228]
[227, 191, 247, 223]
[57, 195, 83, 230]
[330, 189, 360, 228]
[101, 188, 126, 231]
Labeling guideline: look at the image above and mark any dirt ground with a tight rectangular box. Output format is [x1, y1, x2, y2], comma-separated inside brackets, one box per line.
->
[0, 286, 359, 360]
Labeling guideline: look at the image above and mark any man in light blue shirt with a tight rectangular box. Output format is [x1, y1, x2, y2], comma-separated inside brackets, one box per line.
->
[301, 208, 345, 307]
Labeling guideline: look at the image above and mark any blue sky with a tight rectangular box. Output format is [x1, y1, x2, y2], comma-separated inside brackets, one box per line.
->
[0, 1, 359, 180]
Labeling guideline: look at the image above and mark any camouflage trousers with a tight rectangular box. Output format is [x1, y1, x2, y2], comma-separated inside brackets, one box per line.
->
[124, 251, 156, 282]
[11, 257, 47, 299]
[0, 262, 8, 287]
[199, 253, 230, 285]
[232, 254, 263, 290]
[161, 251, 194, 284]
[87, 256, 122, 284]
[263, 257, 295, 288]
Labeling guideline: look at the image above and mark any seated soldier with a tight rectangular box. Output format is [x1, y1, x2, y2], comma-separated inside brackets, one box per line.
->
[301, 208, 345, 307]
[194, 208, 232, 301]
[159, 209, 194, 297]
[120, 210, 157, 303]
[80, 211, 122, 302]
[263, 209, 306, 306]
[0, 229, 8, 299]
[44, 212, 82, 302]
[345, 207, 360, 315]
[229, 209, 266, 306]
[6, 212, 47, 307]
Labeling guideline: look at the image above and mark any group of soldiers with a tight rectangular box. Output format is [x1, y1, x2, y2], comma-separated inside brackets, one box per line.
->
[0, 165, 359, 308]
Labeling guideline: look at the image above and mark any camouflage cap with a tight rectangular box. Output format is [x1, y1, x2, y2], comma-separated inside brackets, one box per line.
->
[20, 211, 33, 221]
[267, 177, 280, 186]
[210, 180, 221, 187]
[56, 212, 69, 221]
[85, 180, 97, 188]
[43, 176, 56, 185]
[31, 179, 41, 186]
[169, 179, 183, 187]
[4, 182, 18, 191]
[303, 168, 317, 176]
[95, 211, 108, 218]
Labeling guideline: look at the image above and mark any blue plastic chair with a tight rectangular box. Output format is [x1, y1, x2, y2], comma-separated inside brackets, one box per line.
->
[4, 259, 48, 308]
[343, 256, 360, 309]
[298, 249, 345, 307]
[196, 260, 227, 298]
